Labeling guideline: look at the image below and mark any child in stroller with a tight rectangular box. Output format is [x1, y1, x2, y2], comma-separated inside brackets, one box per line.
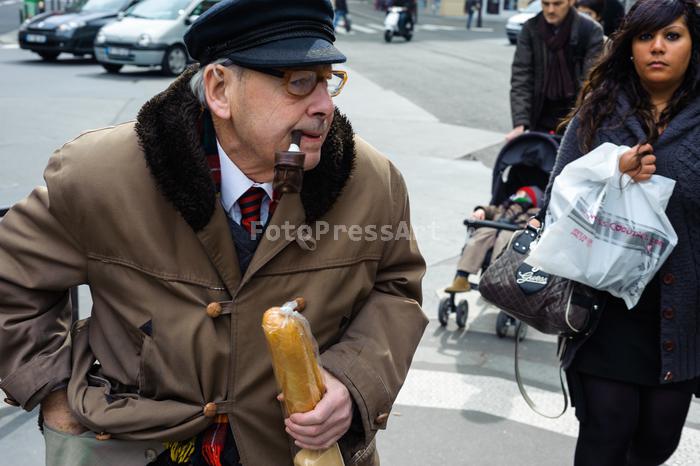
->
[437, 131, 559, 335]
[444, 186, 542, 294]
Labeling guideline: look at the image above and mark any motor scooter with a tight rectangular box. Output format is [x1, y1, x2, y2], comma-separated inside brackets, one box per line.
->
[384, 6, 413, 42]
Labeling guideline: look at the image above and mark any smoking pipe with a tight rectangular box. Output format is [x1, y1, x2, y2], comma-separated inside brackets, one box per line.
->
[273, 130, 306, 199]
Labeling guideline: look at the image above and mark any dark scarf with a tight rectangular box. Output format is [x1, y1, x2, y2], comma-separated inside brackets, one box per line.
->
[537, 9, 576, 101]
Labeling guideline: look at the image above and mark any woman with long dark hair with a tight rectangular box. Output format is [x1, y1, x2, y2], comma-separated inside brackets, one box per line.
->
[542, 0, 700, 464]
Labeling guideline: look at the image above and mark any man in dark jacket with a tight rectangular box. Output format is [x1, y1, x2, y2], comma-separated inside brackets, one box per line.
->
[507, 0, 604, 141]
[601, 0, 625, 36]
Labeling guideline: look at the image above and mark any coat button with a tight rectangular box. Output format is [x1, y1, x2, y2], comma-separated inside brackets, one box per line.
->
[662, 307, 675, 320]
[203, 402, 217, 418]
[206, 302, 222, 318]
[664, 371, 674, 381]
[374, 413, 389, 425]
[662, 273, 675, 285]
[3, 397, 19, 407]
[663, 340, 675, 352]
[95, 432, 112, 441]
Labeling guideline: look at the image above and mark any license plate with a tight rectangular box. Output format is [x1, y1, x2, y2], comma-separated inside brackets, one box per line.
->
[107, 47, 130, 57]
[26, 34, 47, 43]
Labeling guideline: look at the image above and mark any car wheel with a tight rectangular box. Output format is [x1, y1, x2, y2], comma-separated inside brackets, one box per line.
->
[102, 63, 123, 74]
[38, 51, 60, 61]
[162, 45, 188, 76]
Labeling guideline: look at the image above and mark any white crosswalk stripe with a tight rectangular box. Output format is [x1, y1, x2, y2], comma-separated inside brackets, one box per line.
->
[336, 21, 465, 36]
[366, 22, 387, 30]
[348, 24, 376, 34]
[417, 24, 460, 31]
[398, 368, 700, 465]
[0, 0, 22, 6]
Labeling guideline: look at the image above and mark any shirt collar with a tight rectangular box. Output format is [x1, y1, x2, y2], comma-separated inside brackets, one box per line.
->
[217, 140, 274, 213]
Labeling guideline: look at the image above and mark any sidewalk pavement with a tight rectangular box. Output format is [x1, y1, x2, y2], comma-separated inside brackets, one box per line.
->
[0, 28, 17, 44]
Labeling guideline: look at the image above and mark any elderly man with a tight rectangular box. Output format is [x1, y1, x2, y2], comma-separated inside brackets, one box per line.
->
[507, 0, 604, 141]
[0, 1, 427, 465]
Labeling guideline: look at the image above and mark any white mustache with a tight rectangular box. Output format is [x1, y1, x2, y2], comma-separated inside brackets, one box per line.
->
[295, 119, 330, 134]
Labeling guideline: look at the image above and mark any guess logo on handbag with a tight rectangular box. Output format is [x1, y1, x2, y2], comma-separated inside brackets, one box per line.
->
[515, 262, 550, 295]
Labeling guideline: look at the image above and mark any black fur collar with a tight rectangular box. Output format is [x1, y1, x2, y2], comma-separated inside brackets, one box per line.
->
[135, 66, 356, 231]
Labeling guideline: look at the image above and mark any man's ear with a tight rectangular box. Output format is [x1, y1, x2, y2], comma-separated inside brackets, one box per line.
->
[203, 64, 232, 120]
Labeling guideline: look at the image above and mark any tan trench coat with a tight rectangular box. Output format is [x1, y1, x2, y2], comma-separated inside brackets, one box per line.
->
[0, 70, 427, 465]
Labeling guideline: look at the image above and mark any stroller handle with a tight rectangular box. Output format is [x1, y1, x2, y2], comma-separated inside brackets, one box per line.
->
[463, 219, 520, 231]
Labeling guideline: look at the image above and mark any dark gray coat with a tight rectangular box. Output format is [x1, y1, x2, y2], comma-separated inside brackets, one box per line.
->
[510, 10, 604, 130]
[547, 92, 700, 386]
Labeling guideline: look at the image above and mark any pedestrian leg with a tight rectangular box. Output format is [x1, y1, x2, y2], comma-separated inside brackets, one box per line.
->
[574, 374, 640, 466]
[456, 227, 498, 274]
[625, 384, 693, 465]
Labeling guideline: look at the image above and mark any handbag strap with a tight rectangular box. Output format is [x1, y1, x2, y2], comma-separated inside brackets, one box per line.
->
[513, 321, 569, 419]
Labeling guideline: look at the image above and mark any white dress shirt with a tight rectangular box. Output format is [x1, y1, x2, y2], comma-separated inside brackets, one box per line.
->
[217, 140, 274, 225]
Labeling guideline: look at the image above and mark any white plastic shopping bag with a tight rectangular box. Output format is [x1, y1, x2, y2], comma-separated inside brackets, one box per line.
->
[527, 143, 677, 308]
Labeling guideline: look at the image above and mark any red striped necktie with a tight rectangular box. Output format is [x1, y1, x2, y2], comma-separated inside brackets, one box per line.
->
[239, 187, 266, 234]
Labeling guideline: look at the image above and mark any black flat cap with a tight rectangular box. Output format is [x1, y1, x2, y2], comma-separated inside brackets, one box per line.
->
[184, 0, 346, 68]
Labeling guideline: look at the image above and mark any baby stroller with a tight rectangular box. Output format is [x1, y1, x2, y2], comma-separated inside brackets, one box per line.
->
[438, 132, 560, 338]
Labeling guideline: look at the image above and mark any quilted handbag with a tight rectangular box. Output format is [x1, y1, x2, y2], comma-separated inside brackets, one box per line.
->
[479, 225, 601, 417]
[479, 226, 599, 338]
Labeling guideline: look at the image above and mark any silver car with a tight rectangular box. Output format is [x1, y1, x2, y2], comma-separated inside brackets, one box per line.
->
[94, 0, 220, 75]
[505, 0, 541, 45]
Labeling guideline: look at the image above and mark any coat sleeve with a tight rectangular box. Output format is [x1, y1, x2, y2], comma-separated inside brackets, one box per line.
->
[510, 20, 535, 129]
[0, 148, 87, 410]
[320, 163, 427, 450]
[582, 22, 604, 78]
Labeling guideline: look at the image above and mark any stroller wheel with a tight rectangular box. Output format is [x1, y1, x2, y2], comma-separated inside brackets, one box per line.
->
[456, 300, 468, 328]
[438, 297, 451, 326]
[516, 321, 528, 342]
[495, 311, 510, 338]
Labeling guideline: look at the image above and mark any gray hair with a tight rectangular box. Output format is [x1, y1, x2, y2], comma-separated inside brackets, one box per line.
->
[189, 58, 242, 107]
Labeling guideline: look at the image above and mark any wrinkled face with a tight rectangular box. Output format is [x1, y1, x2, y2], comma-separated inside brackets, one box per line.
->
[542, 0, 575, 26]
[576, 6, 600, 23]
[632, 16, 692, 94]
[216, 64, 335, 182]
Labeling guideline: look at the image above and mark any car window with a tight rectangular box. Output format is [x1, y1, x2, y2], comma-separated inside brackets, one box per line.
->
[127, 0, 191, 20]
[66, 0, 126, 13]
[191, 0, 220, 17]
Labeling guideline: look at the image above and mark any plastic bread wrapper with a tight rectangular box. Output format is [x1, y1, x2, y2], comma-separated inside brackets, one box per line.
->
[262, 298, 345, 466]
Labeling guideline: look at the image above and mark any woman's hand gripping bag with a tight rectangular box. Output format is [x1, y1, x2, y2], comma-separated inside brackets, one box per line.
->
[262, 298, 345, 466]
[527, 143, 677, 308]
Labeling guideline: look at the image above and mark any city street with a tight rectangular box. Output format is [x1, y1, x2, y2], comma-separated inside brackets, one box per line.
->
[1, 1, 699, 465]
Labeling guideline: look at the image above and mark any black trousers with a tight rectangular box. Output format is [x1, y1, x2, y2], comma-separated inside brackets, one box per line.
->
[574, 373, 693, 466]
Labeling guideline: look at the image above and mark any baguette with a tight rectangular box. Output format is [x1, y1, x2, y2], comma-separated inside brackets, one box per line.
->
[262, 298, 325, 415]
[262, 298, 345, 466]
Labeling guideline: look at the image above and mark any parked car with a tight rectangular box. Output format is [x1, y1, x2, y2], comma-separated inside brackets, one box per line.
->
[94, 0, 219, 75]
[18, 0, 141, 61]
[505, 0, 541, 45]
